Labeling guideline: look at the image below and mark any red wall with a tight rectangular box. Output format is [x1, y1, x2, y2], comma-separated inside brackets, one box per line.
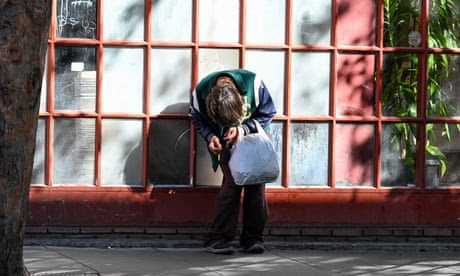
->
[28, 187, 460, 227]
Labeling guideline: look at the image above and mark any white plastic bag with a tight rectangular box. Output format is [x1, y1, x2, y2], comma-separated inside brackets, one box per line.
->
[229, 120, 280, 185]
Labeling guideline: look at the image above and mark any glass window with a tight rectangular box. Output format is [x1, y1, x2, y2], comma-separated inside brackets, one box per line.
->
[380, 123, 417, 187]
[150, 48, 191, 114]
[55, 46, 96, 111]
[337, 54, 376, 116]
[335, 123, 374, 187]
[428, 0, 460, 49]
[43, 0, 460, 192]
[292, 0, 331, 45]
[198, 48, 239, 80]
[56, 0, 97, 39]
[267, 122, 283, 187]
[102, 47, 144, 113]
[427, 54, 460, 117]
[426, 123, 460, 188]
[245, 50, 284, 115]
[382, 53, 419, 117]
[384, 0, 421, 47]
[53, 118, 95, 185]
[195, 136, 223, 187]
[101, 119, 143, 186]
[148, 119, 190, 186]
[291, 52, 330, 116]
[152, 0, 192, 42]
[246, 0, 285, 45]
[337, 0, 376, 46]
[199, 0, 239, 43]
[103, 0, 144, 41]
[32, 119, 46, 185]
[290, 123, 329, 186]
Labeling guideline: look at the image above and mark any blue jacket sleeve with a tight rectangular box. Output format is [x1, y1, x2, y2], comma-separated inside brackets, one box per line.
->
[242, 80, 277, 134]
[190, 108, 215, 143]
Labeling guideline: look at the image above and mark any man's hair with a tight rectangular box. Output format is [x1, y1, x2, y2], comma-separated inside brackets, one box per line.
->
[205, 79, 243, 127]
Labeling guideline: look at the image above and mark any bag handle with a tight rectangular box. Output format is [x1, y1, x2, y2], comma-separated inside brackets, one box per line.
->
[253, 119, 265, 134]
[235, 119, 265, 142]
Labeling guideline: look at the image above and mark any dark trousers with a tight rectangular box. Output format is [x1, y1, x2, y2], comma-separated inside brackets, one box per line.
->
[205, 147, 269, 246]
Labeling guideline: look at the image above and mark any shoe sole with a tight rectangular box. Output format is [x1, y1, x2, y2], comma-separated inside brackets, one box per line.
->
[205, 247, 235, 255]
[243, 244, 265, 254]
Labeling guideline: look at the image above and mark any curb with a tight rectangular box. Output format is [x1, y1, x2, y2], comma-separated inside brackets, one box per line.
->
[25, 238, 460, 252]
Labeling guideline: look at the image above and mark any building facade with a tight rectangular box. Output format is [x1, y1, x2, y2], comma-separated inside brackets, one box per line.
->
[29, 0, 460, 231]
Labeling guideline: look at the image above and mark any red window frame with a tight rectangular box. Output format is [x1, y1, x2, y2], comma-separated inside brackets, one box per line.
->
[28, 0, 460, 227]
[36, 0, 460, 189]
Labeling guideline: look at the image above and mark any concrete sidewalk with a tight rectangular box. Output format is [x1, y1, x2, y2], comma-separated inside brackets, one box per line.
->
[24, 245, 460, 276]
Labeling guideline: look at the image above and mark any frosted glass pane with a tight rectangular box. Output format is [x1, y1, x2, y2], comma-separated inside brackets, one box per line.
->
[103, 48, 144, 113]
[245, 50, 284, 115]
[53, 118, 95, 185]
[199, 0, 239, 43]
[246, 0, 285, 44]
[380, 123, 416, 187]
[195, 136, 222, 187]
[290, 123, 329, 186]
[101, 119, 143, 186]
[292, 0, 331, 45]
[335, 124, 374, 187]
[152, 0, 192, 41]
[199, 48, 239, 80]
[291, 52, 330, 116]
[267, 122, 283, 187]
[32, 119, 46, 185]
[103, 0, 144, 40]
[336, 54, 375, 116]
[150, 49, 191, 114]
[56, 0, 96, 39]
[55, 46, 96, 111]
[337, 0, 376, 46]
[148, 119, 190, 186]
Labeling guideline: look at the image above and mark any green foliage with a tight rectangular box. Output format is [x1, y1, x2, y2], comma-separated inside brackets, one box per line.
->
[383, 0, 459, 180]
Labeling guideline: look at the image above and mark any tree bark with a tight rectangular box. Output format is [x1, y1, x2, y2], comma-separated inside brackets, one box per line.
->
[0, 0, 51, 275]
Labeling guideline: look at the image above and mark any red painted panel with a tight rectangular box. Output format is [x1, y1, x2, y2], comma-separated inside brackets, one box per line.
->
[337, 0, 376, 46]
[336, 54, 376, 116]
[268, 189, 460, 225]
[29, 188, 218, 226]
[334, 124, 374, 186]
[28, 188, 460, 227]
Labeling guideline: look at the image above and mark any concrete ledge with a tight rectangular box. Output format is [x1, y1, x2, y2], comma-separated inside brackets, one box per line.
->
[23, 237, 460, 252]
[25, 225, 460, 251]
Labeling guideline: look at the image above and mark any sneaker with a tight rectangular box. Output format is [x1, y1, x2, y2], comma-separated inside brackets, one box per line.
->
[241, 240, 265, 254]
[205, 240, 235, 255]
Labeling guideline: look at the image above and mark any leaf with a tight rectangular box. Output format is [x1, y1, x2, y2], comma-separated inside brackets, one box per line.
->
[425, 145, 447, 174]
[426, 123, 435, 140]
[440, 159, 447, 177]
[408, 103, 417, 117]
[443, 123, 451, 141]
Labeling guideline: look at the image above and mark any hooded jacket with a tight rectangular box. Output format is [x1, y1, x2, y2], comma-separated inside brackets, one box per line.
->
[190, 69, 276, 171]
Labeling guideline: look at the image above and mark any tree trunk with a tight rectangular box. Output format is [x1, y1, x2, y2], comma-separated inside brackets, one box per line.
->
[0, 0, 51, 275]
